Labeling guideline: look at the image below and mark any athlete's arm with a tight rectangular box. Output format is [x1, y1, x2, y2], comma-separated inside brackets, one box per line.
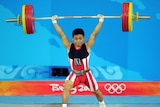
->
[86, 14, 104, 50]
[52, 15, 71, 50]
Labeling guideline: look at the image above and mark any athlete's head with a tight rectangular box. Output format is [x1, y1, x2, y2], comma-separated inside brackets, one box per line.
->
[72, 28, 84, 47]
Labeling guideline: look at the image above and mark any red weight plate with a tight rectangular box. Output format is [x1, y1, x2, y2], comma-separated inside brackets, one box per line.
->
[29, 5, 35, 34]
[28, 5, 33, 34]
[122, 3, 125, 31]
[25, 5, 30, 34]
[25, 5, 34, 34]
[125, 3, 129, 32]
[122, 3, 129, 32]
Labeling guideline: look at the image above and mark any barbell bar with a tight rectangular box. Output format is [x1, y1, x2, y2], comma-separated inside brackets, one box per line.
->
[6, 2, 150, 34]
[6, 15, 149, 22]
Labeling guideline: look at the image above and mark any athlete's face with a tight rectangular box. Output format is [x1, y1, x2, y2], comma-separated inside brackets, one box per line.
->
[73, 34, 84, 47]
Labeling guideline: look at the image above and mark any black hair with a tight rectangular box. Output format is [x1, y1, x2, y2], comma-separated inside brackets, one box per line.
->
[72, 28, 84, 37]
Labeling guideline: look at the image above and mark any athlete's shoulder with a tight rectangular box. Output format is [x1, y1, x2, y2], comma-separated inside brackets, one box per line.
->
[84, 43, 90, 53]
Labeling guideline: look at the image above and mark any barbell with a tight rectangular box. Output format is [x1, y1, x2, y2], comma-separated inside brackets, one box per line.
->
[6, 2, 150, 34]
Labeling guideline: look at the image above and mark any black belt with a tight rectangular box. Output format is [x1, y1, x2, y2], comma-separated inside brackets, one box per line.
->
[72, 69, 90, 76]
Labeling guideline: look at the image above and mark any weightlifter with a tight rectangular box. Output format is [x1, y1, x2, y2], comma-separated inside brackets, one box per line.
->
[51, 14, 106, 107]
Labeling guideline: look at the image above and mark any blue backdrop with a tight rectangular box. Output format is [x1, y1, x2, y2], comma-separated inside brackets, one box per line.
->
[0, 0, 160, 81]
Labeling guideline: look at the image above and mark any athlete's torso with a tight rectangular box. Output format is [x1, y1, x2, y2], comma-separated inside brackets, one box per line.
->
[68, 43, 90, 70]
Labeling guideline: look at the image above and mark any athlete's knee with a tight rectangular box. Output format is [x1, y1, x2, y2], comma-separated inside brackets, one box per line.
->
[63, 80, 73, 91]
[92, 89, 100, 94]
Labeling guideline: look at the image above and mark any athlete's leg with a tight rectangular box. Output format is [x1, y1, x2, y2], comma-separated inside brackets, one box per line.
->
[62, 80, 73, 104]
[85, 71, 106, 107]
[62, 72, 78, 107]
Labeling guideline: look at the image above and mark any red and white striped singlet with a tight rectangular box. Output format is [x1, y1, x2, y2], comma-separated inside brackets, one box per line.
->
[66, 43, 98, 91]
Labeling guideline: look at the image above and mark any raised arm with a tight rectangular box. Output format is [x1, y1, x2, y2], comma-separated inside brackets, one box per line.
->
[51, 15, 71, 50]
[86, 14, 104, 50]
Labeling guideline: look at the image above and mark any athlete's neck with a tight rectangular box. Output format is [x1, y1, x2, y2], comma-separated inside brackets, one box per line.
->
[74, 44, 82, 50]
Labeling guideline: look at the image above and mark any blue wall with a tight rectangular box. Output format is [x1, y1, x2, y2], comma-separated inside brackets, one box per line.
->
[0, 0, 160, 81]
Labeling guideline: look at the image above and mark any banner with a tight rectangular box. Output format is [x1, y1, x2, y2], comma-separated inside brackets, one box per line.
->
[0, 81, 160, 96]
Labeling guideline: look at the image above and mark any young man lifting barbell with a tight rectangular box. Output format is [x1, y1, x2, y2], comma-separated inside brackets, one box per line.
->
[51, 14, 106, 107]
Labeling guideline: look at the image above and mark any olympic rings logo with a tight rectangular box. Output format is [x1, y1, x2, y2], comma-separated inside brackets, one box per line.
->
[104, 83, 126, 94]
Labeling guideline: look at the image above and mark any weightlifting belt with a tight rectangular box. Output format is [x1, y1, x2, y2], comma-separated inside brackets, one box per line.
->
[72, 69, 90, 76]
